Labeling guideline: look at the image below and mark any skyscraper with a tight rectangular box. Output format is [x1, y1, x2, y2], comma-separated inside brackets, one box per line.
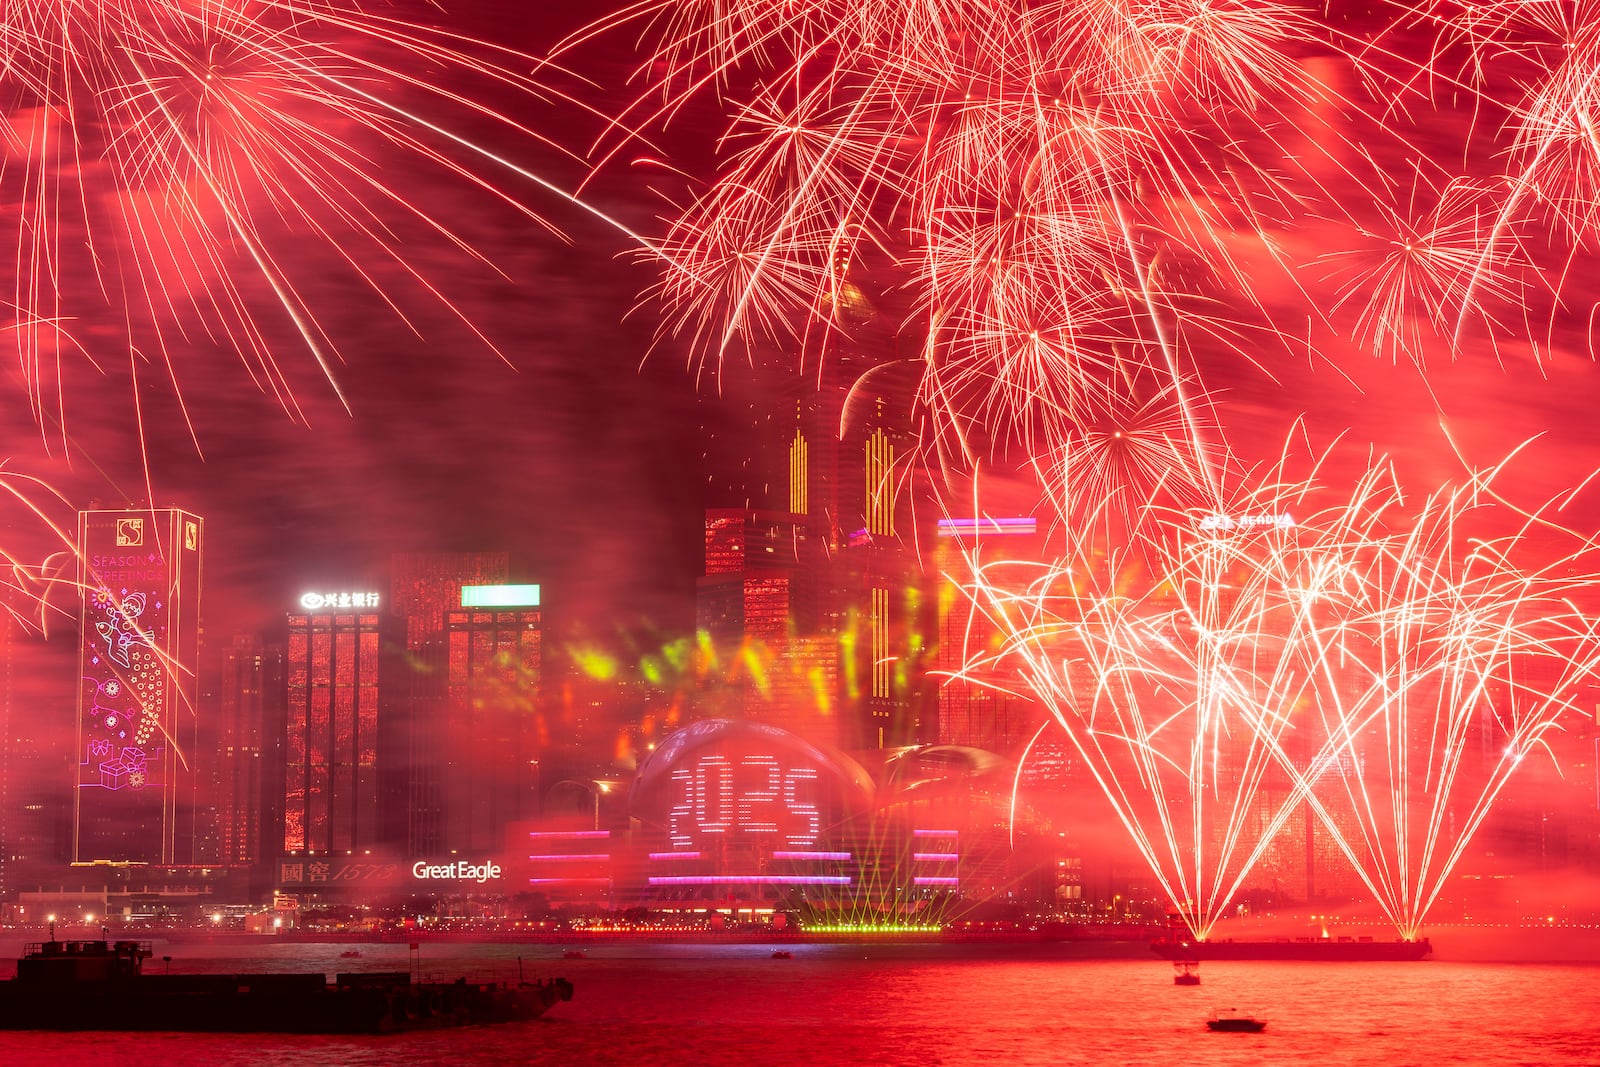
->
[694, 509, 844, 742]
[441, 584, 543, 853]
[389, 552, 510, 856]
[703, 371, 930, 751]
[74, 507, 203, 865]
[697, 509, 808, 646]
[845, 404, 924, 748]
[282, 589, 396, 855]
[207, 635, 284, 868]
[1, 573, 71, 899]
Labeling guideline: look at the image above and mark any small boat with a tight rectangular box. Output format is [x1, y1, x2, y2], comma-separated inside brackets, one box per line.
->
[1173, 959, 1200, 985]
[562, 949, 587, 960]
[771, 950, 792, 959]
[1206, 1011, 1266, 1033]
[339, 950, 362, 959]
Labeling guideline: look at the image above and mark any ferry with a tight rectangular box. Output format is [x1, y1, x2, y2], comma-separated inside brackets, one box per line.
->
[1153, 935, 1432, 961]
[0, 938, 573, 1033]
[1206, 1011, 1267, 1033]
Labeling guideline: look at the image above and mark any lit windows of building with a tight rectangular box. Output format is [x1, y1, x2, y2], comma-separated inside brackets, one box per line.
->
[211, 635, 284, 867]
[283, 598, 395, 855]
[441, 584, 543, 854]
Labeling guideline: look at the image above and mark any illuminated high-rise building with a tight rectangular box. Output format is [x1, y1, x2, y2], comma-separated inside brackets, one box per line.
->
[440, 584, 543, 853]
[390, 552, 510, 651]
[0, 582, 13, 896]
[844, 404, 925, 749]
[389, 552, 511, 855]
[703, 369, 929, 751]
[207, 635, 284, 867]
[0, 582, 51, 895]
[282, 589, 398, 855]
[74, 507, 203, 864]
[697, 509, 808, 645]
[694, 509, 842, 743]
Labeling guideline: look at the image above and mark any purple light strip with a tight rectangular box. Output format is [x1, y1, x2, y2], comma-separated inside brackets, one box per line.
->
[527, 830, 610, 840]
[526, 878, 613, 886]
[526, 854, 610, 862]
[912, 853, 959, 862]
[647, 875, 852, 886]
[936, 517, 1037, 537]
[771, 851, 852, 861]
[648, 852, 705, 861]
[913, 877, 960, 887]
[911, 829, 960, 837]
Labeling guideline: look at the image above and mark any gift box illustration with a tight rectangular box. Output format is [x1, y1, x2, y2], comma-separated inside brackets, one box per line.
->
[99, 746, 150, 790]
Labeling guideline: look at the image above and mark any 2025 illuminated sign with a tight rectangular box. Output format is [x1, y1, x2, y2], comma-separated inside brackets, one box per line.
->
[664, 753, 821, 849]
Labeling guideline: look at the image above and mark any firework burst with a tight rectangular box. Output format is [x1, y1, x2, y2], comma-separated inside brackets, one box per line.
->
[957, 449, 1600, 940]
[559, 0, 1512, 523]
[0, 0, 597, 446]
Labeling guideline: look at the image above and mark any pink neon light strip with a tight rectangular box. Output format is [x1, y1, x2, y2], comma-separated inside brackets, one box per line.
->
[771, 851, 851, 861]
[648, 852, 705, 861]
[527, 830, 610, 840]
[526, 854, 610, 862]
[912, 853, 959, 862]
[911, 829, 959, 837]
[647, 875, 852, 886]
[913, 877, 960, 886]
[526, 878, 613, 886]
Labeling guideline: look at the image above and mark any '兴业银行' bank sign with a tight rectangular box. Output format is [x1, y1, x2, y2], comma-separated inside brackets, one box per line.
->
[298, 591, 382, 611]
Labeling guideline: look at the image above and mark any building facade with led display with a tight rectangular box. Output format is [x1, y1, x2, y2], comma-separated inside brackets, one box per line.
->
[282, 590, 400, 857]
[74, 507, 203, 865]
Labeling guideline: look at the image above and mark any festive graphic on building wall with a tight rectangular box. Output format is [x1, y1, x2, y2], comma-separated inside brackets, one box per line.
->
[74, 508, 202, 864]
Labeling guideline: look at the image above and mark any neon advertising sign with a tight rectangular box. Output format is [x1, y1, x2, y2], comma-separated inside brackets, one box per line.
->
[298, 591, 382, 610]
[1199, 512, 1296, 531]
[411, 860, 503, 884]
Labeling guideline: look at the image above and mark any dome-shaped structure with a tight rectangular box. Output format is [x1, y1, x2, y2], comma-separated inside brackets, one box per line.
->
[880, 744, 1010, 793]
[630, 718, 876, 836]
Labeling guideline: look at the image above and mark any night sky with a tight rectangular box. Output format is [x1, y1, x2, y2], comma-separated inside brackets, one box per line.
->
[0, 2, 721, 643]
[4, 2, 1600, 642]
[4, 0, 1600, 935]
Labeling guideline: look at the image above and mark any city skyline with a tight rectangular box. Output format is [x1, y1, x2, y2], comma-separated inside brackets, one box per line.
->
[2, 0, 1600, 945]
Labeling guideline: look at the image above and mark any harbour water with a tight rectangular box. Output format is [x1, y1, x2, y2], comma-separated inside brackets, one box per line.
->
[2, 938, 1597, 1065]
